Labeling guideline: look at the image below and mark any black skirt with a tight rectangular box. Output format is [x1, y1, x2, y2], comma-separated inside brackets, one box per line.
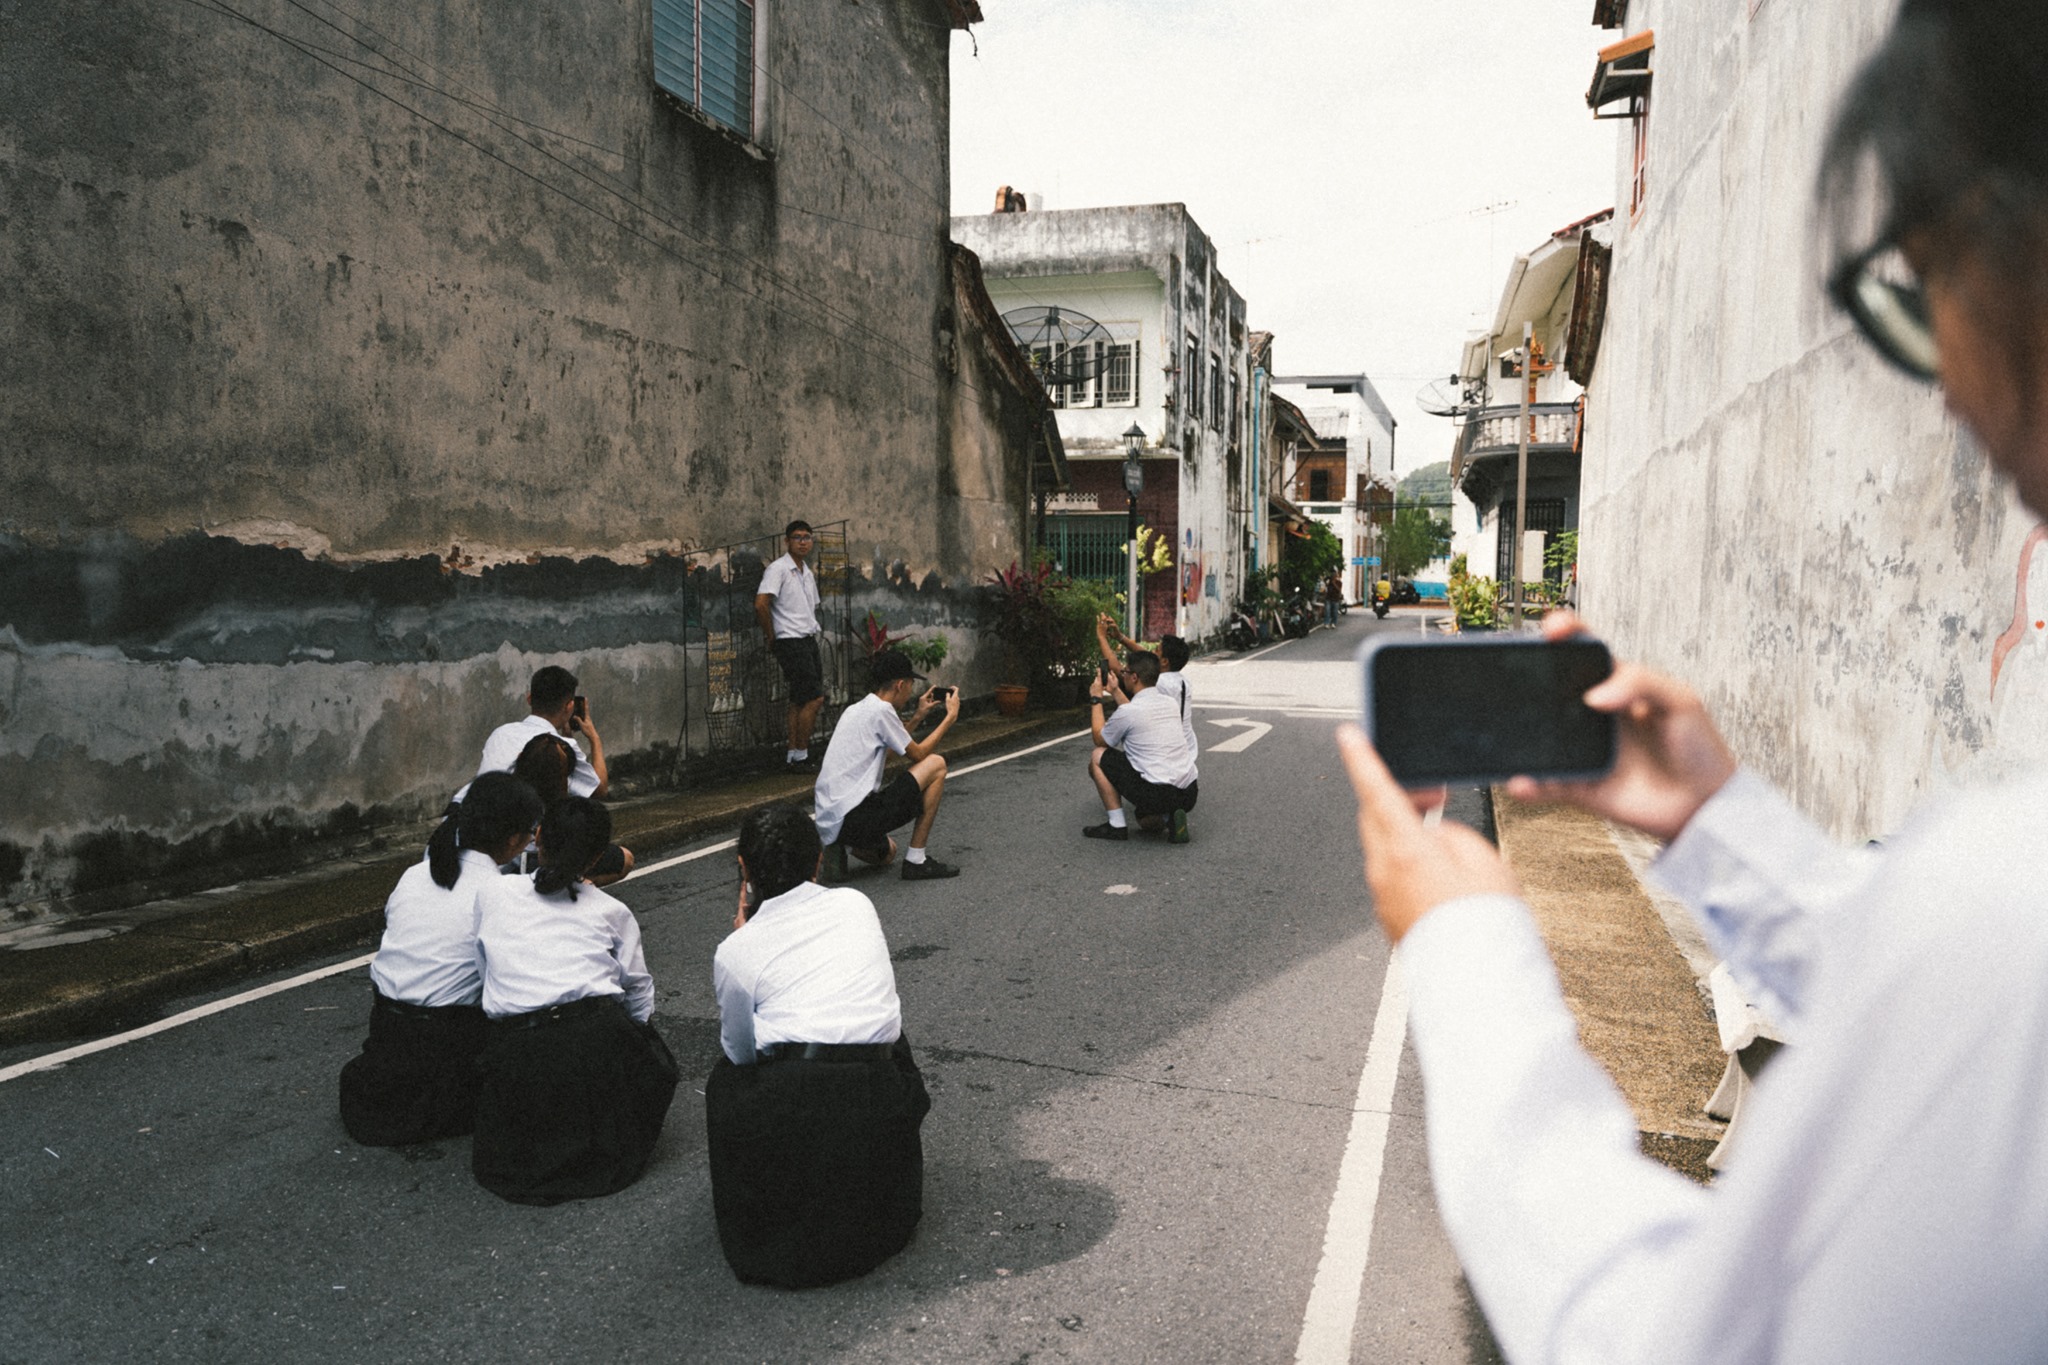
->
[471, 995, 680, 1206]
[705, 1037, 932, 1289]
[338, 990, 488, 1147]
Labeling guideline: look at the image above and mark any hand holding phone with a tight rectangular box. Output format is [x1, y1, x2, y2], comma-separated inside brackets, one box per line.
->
[1359, 634, 1617, 788]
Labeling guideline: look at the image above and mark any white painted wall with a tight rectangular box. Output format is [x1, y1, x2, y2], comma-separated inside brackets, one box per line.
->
[1577, 0, 2048, 842]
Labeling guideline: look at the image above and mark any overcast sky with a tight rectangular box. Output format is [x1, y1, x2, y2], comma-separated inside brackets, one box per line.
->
[949, 0, 1619, 473]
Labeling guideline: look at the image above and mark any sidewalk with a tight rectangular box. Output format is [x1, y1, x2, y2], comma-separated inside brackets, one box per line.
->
[0, 711, 1083, 1047]
[1490, 790, 1729, 1182]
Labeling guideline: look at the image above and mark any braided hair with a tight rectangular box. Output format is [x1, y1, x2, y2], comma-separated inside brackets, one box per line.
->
[533, 796, 614, 899]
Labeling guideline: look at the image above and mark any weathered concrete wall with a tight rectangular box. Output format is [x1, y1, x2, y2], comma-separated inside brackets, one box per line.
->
[1577, 0, 2047, 842]
[0, 1, 1029, 917]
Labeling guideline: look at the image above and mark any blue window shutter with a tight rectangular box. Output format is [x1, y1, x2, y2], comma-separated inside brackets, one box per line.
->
[652, 0, 697, 106]
[699, 0, 754, 135]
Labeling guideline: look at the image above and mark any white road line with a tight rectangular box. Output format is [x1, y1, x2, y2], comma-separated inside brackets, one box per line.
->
[0, 725, 1094, 1084]
[1294, 949, 1411, 1365]
[0, 954, 378, 1085]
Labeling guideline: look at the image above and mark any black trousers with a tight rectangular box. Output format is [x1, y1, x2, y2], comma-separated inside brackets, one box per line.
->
[705, 1037, 932, 1288]
[338, 991, 487, 1147]
[471, 996, 680, 1206]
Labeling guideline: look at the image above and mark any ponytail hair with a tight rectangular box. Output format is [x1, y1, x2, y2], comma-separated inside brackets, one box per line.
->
[429, 771, 544, 889]
[534, 796, 614, 899]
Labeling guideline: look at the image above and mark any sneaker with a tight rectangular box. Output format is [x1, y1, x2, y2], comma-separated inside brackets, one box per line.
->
[901, 856, 960, 880]
[820, 842, 849, 884]
[1169, 809, 1191, 844]
[1082, 821, 1129, 841]
[784, 756, 819, 774]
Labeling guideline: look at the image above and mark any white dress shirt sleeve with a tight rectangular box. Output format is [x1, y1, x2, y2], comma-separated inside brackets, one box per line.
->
[1650, 768, 1877, 1032]
[1400, 894, 1713, 1365]
[713, 944, 757, 1064]
[612, 904, 654, 1023]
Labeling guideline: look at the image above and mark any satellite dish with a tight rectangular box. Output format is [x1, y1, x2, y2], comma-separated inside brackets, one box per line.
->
[1415, 374, 1490, 418]
[1002, 305, 1111, 386]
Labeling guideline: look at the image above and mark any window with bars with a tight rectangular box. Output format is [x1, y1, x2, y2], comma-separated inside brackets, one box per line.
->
[1035, 340, 1140, 409]
[653, 0, 758, 140]
[1496, 498, 1567, 583]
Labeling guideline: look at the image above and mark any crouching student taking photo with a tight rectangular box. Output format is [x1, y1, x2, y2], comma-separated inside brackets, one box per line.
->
[470, 797, 679, 1206]
[706, 806, 933, 1288]
[339, 772, 543, 1147]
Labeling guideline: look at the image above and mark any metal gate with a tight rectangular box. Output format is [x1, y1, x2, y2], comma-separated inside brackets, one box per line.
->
[1046, 514, 1127, 584]
[672, 521, 854, 776]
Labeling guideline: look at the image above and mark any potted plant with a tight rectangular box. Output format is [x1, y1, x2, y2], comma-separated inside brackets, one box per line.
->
[983, 560, 1058, 715]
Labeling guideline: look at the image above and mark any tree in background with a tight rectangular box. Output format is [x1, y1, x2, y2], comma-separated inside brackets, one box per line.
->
[1384, 507, 1451, 578]
[1395, 460, 1454, 509]
[1280, 521, 1344, 596]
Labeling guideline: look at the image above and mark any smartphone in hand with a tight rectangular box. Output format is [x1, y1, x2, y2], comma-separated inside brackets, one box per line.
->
[1359, 635, 1616, 787]
[571, 695, 588, 732]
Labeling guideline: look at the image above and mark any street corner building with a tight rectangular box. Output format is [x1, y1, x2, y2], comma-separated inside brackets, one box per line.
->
[0, 0, 1062, 923]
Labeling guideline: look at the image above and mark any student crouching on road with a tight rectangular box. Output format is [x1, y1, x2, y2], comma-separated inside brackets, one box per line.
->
[813, 648, 962, 882]
[470, 797, 678, 1206]
[338, 772, 543, 1147]
[1085, 651, 1197, 844]
[705, 806, 932, 1288]
[1095, 613, 1199, 774]
[457, 664, 610, 802]
[505, 732, 634, 885]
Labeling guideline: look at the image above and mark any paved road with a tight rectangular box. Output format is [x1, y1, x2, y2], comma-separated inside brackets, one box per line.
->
[1, 608, 1502, 1363]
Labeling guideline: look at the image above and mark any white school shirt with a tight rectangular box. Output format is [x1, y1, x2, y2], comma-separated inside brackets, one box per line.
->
[475, 874, 654, 1022]
[1101, 685, 1197, 788]
[812, 692, 912, 846]
[1400, 767, 2048, 1364]
[368, 848, 500, 1008]
[1153, 670, 1199, 774]
[450, 713, 599, 803]
[712, 881, 902, 1065]
[758, 553, 820, 639]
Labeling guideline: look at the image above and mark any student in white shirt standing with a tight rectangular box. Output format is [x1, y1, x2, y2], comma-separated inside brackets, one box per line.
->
[338, 772, 543, 1147]
[706, 806, 932, 1288]
[755, 519, 827, 772]
[814, 648, 962, 881]
[470, 797, 678, 1206]
[1085, 650, 1198, 844]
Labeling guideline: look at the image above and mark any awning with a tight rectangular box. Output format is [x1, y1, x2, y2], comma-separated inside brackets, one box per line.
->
[1268, 492, 1311, 526]
[1587, 30, 1653, 114]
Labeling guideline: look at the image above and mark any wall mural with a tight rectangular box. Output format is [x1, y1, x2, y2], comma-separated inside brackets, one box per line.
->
[1991, 524, 2048, 701]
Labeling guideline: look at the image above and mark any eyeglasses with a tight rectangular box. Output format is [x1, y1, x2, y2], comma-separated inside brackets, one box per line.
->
[1827, 238, 1939, 382]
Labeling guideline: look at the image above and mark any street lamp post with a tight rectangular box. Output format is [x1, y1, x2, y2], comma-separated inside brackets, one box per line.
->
[1122, 424, 1146, 640]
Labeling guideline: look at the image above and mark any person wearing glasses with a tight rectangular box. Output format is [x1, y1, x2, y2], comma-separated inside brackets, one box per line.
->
[1339, 5, 2048, 1361]
[757, 520, 827, 772]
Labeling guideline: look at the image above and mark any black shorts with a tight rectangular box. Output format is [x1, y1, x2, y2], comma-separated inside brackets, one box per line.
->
[838, 770, 924, 853]
[772, 636, 825, 706]
[1100, 747, 1198, 819]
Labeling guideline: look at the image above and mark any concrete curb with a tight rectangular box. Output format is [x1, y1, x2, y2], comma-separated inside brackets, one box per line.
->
[0, 711, 1084, 1048]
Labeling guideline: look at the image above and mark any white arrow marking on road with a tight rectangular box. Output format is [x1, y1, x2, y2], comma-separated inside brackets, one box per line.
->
[1206, 717, 1273, 753]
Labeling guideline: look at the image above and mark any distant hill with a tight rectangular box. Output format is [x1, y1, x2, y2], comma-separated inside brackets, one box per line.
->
[1396, 460, 1454, 510]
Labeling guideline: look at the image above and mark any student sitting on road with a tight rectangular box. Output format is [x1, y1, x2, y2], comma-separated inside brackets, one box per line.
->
[470, 797, 678, 1206]
[813, 649, 961, 882]
[505, 732, 633, 885]
[1084, 651, 1198, 844]
[338, 772, 543, 1148]
[706, 806, 933, 1288]
[455, 664, 609, 803]
[1096, 613, 1198, 776]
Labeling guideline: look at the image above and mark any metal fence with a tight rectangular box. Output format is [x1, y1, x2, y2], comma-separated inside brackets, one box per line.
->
[671, 521, 855, 777]
[1045, 513, 1128, 584]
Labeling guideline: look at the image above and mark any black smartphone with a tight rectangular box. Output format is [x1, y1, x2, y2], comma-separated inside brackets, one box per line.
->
[1358, 635, 1617, 787]
[570, 695, 587, 732]
[930, 685, 954, 702]
[1097, 661, 1111, 686]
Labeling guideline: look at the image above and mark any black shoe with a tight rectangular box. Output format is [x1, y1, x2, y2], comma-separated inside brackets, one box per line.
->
[784, 756, 818, 773]
[1082, 822, 1129, 841]
[901, 856, 959, 880]
[1169, 809, 1191, 844]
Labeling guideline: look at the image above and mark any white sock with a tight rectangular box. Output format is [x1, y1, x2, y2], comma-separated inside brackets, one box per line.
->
[905, 845, 928, 864]
[1107, 809, 1128, 828]
[787, 748, 808, 762]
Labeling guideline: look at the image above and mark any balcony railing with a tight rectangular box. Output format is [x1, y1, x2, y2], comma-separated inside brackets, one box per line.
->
[1459, 401, 1581, 460]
